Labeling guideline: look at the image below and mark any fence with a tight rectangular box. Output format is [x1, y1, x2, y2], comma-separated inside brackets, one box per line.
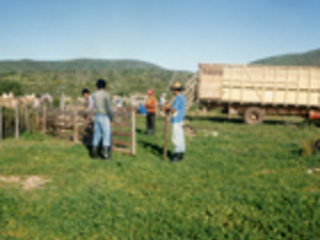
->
[37, 106, 136, 155]
[0, 101, 136, 155]
[0, 102, 34, 140]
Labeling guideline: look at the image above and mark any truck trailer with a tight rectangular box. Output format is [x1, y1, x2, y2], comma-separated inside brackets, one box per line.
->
[184, 63, 320, 124]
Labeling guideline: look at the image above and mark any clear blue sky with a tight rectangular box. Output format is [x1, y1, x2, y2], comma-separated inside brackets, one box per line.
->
[0, 0, 319, 70]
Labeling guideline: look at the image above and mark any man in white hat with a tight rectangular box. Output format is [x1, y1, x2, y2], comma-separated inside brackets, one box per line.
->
[163, 82, 186, 162]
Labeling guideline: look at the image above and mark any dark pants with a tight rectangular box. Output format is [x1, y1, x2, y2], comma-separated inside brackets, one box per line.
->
[146, 113, 156, 134]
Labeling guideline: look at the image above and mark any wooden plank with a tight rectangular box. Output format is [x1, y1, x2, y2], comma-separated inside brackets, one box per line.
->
[114, 113, 131, 118]
[111, 122, 131, 128]
[53, 119, 73, 124]
[240, 69, 244, 104]
[284, 68, 289, 107]
[273, 68, 277, 106]
[221, 79, 301, 87]
[52, 124, 73, 129]
[229, 67, 234, 103]
[131, 110, 136, 155]
[15, 103, 19, 139]
[113, 139, 132, 147]
[112, 147, 131, 154]
[113, 131, 131, 137]
[244, 67, 263, 101]
[262, 67, 266, 105]
[308, 69, 312, 108]
[295, 68, 301, 107]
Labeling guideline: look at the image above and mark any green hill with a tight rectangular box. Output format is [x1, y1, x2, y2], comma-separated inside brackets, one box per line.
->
[0, 59, 163, 72]
[251, 49, 320, 67]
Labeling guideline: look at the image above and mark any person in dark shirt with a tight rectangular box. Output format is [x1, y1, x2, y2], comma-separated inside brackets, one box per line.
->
[82, 88, 94, 112]
[145, 89, 157, 135]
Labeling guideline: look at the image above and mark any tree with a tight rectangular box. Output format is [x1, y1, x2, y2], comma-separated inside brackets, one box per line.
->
[0, 80, 23, 96]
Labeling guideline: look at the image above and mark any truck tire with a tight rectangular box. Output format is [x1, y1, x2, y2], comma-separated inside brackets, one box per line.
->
[244, 107, 263, 125]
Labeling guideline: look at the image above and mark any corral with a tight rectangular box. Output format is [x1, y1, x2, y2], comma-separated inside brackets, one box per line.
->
[0, 95, 136, 155]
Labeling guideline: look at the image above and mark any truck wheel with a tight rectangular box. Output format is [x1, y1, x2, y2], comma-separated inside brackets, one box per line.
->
[244, 107, 263, 125]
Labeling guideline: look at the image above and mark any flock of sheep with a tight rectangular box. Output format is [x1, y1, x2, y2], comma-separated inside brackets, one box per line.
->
[0, 92, 53, 109]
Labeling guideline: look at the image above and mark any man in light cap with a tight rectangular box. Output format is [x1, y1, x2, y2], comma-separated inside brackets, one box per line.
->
[145, 89, 157, 135]
[163, 82, 186, 162]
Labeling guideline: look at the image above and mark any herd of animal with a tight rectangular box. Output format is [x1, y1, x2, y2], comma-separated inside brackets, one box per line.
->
[0, 92, 53, 109]
[0, 91, 152, 112]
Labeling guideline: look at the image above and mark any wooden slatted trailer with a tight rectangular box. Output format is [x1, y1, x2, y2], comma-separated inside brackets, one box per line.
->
[197, 63, 320, 124]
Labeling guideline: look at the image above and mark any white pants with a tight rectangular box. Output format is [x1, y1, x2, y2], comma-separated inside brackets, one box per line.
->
[171, 123, 186, 153]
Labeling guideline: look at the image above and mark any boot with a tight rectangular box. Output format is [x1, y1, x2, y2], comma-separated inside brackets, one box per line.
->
[108, 146, 112, 160]
[171, 153, 180, 163]
[179, 153, 184, 160]
[101, 146, 110, 160]
[91, 147, 98, 159]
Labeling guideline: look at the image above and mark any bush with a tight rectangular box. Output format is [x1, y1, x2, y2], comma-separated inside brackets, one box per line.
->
[300, 136, 320, 157]
[0, 80, 23, 96]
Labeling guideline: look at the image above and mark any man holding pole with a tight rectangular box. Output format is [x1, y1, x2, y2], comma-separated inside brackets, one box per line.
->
[163, 82, 186, 162]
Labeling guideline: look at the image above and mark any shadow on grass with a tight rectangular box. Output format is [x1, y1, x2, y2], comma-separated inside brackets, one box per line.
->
[136, 128, 146, 134]
[138, 140, 173, 159]
[187, 115, 310, 127]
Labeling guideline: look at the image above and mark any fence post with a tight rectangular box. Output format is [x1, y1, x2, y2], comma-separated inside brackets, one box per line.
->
[25, 104, 29, 133]
[15, 103, 19, 139]
[131, 110, 136, 155]
[73, 109, 78, 143]
[36, 108, 40, 131]
[42, 105, 46, 134]
[0, 105, 2, 141]
[163, 112, 170, 160]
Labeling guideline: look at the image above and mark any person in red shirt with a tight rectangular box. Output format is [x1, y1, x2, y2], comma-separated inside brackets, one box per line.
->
[145, 89, 157, 135]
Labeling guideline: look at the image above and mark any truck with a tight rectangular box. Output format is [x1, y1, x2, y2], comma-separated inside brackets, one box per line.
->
[183, 63, 320, 124]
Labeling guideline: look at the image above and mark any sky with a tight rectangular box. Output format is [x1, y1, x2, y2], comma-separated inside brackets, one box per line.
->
[0, 0, 319, 70]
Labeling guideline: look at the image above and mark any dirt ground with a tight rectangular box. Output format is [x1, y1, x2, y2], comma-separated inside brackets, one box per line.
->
[0, 175, 51, 190]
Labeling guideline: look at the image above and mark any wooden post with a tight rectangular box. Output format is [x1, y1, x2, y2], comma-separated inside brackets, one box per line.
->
[296, 68, 301, 107]
[24, 105, 29, 132]
[0, 105, 3, 141]
[308, 69, 312, 108]
[73, 109, 78, 143]
[273, 68, 278, 106]
[284, 68, 289, 107]
[15, 103, 19, 139]
[36, 108, 40, 131]
[131, 110, 136, 155]
[262, 67, 266, 105]
[60, 92, 65, 111]
[42, 105, 46, 134]
[163, 112, 170, 160]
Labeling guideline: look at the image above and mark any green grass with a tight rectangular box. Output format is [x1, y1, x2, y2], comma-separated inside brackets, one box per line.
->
[0, 116, 320, 240]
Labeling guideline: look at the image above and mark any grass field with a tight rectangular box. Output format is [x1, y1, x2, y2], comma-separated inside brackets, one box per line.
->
[0, 115, 320, 240]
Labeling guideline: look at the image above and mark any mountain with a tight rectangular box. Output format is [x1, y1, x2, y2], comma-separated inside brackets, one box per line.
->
[0, 59, 163, 72]
[251, 49, 320, 67]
